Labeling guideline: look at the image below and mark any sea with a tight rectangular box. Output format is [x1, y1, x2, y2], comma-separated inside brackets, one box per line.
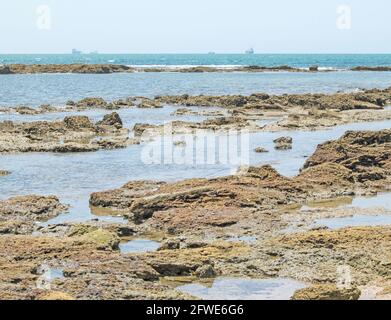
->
[0, 54, 391, 107]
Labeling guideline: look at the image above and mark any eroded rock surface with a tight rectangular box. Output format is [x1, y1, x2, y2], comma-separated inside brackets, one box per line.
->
[0, 195, 69, 235]
[1, 128, 391, 300]
[0, 113, 135, 153]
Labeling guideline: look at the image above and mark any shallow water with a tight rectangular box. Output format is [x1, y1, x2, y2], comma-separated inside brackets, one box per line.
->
[349, 193, 391, 210]
[0, 120, 390, 224]
[226, 236, 257, 243]
[119, 239, 160, 254]
[1, 71, 391, 107]
[317, 215, 391, 230]
[176, 277, 306, 300]
[303, 193, 391, 211]
[314, 193, 391, 229]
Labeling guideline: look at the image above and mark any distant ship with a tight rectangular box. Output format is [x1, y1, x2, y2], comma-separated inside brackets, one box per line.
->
[208, 51, 216, 55]
[72, 49, 82, 55]
[245, 48, 254, 54]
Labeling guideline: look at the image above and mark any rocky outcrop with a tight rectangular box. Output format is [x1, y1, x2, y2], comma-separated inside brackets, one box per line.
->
[0, 233, 190, 300]
[303, 129, 391, 184]
[0, 114, 133, 153]
[2, 64, 134, 74]
[274, 136, 293, 150]
[155, 88, 391, 111]
[0, 195, 68, 221]
[96, 112, 123, 129]
[0, 195, 69, 235]
[90, 129, 390, 236]
[291, 284, 361, 300]
[351, 66, 391, 72]
[75, 97, 108, 109]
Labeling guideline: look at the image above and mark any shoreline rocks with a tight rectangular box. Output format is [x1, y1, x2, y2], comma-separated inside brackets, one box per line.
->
[291, 284, 361, 300]
[90, 129, 390, 230]
[0, 113, 135, 154]
[1, 64, 391, 75]
[0, 64, 134, 74]
[0, 195, 69, 235]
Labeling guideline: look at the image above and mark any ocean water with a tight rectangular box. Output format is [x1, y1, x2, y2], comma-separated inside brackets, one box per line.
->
[1, 54, 391, 107]
[1, 72, 391, 107]
[1, 53, 391, 69]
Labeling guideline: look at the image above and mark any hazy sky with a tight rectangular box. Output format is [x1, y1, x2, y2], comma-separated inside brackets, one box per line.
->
[1, 0, 390, 53]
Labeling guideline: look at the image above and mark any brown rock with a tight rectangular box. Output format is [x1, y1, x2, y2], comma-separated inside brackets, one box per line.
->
[291, 284, 361, 300]
[96, 112, 123, 129]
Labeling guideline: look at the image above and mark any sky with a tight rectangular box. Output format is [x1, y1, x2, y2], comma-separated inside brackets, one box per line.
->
[0, 0, 390, 54]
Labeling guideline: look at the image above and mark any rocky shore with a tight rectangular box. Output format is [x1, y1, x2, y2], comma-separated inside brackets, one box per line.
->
[2, 64, 391, 74]
[2, 88, 390, 139]
[0, 112, 139, 153]
[1, 128, 390, 299]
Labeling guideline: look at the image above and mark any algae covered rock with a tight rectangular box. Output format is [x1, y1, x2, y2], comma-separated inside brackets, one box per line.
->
[82, 229, 120, 250]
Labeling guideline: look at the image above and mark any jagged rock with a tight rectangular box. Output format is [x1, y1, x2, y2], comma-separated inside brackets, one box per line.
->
[96, 112, 123, 129]
[76, 97, 108, 108]
[63, 116, 95, 130]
